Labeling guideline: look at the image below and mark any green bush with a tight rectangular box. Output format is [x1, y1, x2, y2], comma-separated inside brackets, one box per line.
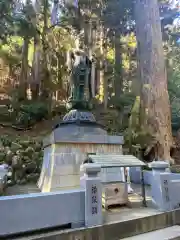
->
[170, 165, 180, 173]
[0, 136, 43, 185]
[52, 104, 67, 117]
[20, 102, 48, 121]
[0, 106, 13, 122]
[143, 165, 152, 171]
[14, 102, 48, 127]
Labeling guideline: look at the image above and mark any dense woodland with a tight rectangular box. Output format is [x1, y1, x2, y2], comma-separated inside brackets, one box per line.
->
[0, 0, 180, 180]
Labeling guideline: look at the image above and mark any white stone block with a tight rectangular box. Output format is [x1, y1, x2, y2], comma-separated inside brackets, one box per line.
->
[151, 172, 171, 211]
[0, 190, 85, 236]
[102, 182, 128, 208]
[169, 180, 180, 210]
[51, 174, 80, 188]
[80, 163, 102, 227]
[39, 142, 123, 192]
[84, 178, 102, 227]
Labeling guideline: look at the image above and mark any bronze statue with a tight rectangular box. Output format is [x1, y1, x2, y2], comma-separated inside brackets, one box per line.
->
[67, 49, 94, 109]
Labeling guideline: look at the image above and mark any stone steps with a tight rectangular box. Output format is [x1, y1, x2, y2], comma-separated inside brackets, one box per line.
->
[122, 225, 180, 240]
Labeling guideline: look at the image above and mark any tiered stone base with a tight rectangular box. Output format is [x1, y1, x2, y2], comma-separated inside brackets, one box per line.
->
[38, 142, 123, 192]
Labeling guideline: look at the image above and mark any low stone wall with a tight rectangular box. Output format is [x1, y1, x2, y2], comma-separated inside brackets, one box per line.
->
[2, 162, 180, 240]
[130, 167, 152, 185]
[0, 163, 103, 238]
[130, 167, 180, 186]
[0, 189, 85, 238]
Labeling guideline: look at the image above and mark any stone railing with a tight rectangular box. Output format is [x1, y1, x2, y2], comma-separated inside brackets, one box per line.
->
[149, 161, 180, 211]
[0, 163, 102, 238]
[130, 165, 180, 186]
[1, 161, 180, 238]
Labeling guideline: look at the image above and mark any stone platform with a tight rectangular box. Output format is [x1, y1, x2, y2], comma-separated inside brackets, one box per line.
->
[14, 208, 180, 240]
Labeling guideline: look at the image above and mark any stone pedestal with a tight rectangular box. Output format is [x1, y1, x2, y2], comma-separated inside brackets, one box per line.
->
[151, 161, 171, 211]
[38, 110, 124, 192]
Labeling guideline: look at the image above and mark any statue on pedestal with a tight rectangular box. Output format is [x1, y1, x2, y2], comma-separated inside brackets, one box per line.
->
[67, 49, 95, 110]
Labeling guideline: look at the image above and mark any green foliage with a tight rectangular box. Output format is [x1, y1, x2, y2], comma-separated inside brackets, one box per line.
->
[0, 135, 43, 184]
[20, 102, 48, 120]
[14, 102, 49, 128]
[166, 38, 180, 134]
[0, 0, 15, 40]
[171, 101, 180, 133]
[143, 165, 152, 171]
[109, 92, 135, 111]
[170, 165, 180, 173]
[0, 36, 23, 65]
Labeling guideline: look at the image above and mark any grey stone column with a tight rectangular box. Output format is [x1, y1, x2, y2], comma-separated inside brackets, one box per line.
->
[150, 161, 171, 211]
[80, 163, 102, 227]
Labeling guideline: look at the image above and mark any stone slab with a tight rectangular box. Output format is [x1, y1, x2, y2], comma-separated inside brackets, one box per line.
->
[123, 225, 180, 239]
[51, 174, 80, 188]
[43, 125, 124, 147]
[14, 210, 180, 240]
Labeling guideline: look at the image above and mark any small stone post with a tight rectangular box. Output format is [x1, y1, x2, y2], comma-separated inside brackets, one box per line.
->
[150, 161, 171, 211]
[125, 167, 134, 194]
[80, 163, 102, 227]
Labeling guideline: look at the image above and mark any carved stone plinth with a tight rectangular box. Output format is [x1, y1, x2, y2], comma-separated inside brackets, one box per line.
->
[38, 110, 124, 192]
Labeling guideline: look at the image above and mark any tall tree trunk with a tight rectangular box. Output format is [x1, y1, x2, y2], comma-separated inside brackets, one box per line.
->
[31, 33, 41, 100]
[97, 23, 105, 105]
[114, 30, 123, 98]
[19, 37, 29, 100]
[103, 32, 108, 110]
[30, 1, 41, 100]
[41, 0, 50, 100]
[57, 53, 63, 89]
[135, 0, 173, 163]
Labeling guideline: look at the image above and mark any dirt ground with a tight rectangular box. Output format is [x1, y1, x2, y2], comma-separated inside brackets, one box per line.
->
[0, 119, 54, 140]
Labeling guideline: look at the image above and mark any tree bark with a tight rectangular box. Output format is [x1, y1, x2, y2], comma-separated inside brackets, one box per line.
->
[41, 0, 50, 100]
[19, 37, 29, 100]
[96, 23, 105, 106]
[134, 0, 173, 162]
[114, 30, 123, 98]
[31, 33, 41, 100]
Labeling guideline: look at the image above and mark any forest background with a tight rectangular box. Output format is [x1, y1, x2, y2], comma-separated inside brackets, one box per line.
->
[0, 0, 180, 184]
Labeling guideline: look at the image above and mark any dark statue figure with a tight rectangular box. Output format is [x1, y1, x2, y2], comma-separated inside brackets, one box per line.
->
[53, 50, 97, 129]
[67, 50, 94, 110]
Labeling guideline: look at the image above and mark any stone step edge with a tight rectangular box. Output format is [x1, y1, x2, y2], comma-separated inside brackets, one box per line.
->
[14, 210, 180, 240]
[122, 225, 180, 239]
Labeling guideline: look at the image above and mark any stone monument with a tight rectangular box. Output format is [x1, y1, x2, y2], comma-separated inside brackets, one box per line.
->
[38, 50, 123, 192]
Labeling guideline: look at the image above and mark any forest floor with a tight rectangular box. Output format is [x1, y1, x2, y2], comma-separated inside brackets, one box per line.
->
[1, 117, 180, 164]
[0, 119, 54, 140]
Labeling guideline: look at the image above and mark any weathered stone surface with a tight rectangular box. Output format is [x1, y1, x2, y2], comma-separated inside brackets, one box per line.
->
[13, 210, 180, 240]
[43, 125, 123, 147]
[0, 189, 85, 238]
[39, 143, 123, 192]
[80, 163, 102, 227]
[40, 108, 124, 193]
[123, 225, 180, 240]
